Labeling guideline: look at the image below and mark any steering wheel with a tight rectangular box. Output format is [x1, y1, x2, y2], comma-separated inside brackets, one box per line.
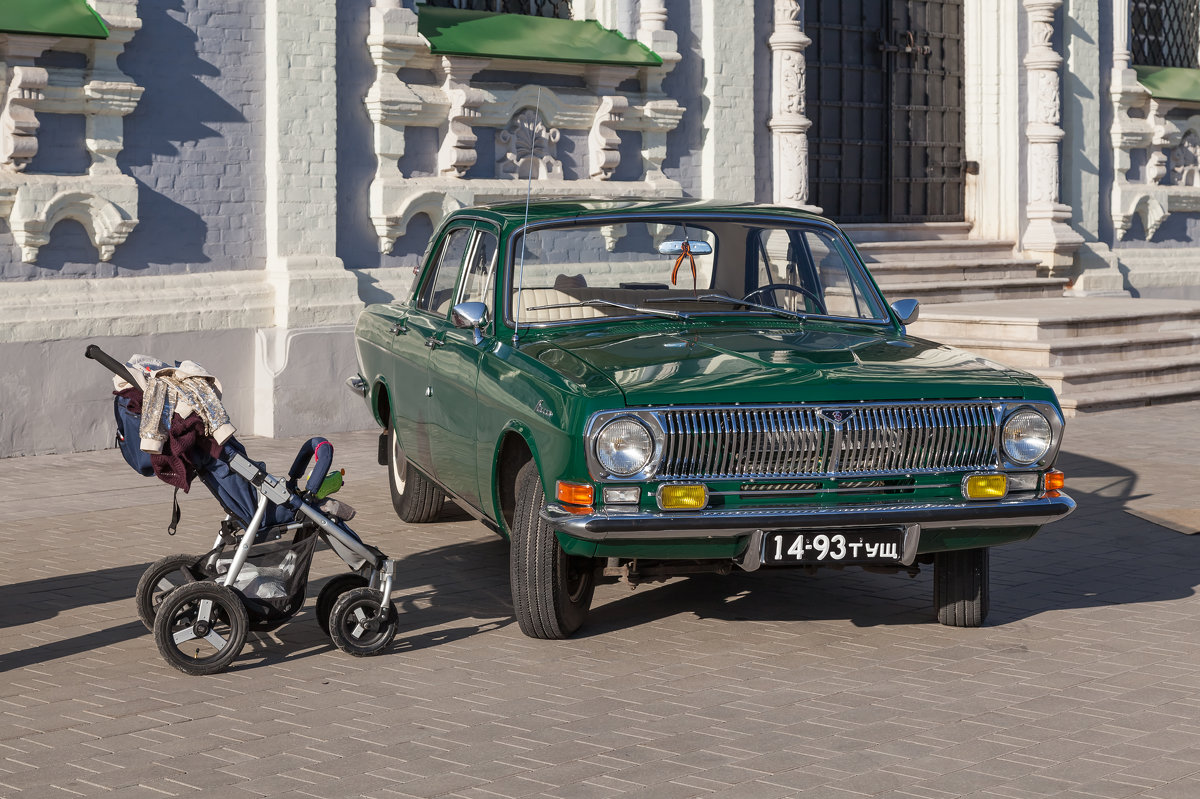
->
[741, 283, 825, 314]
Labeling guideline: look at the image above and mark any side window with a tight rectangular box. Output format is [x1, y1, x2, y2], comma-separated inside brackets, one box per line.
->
[461, 230, 498, 309]
[801, 230, 886, 320]
[417, 226, 473, 316]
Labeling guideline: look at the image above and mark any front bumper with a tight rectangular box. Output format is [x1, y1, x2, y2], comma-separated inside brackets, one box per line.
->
[542, 493, 1076, 542]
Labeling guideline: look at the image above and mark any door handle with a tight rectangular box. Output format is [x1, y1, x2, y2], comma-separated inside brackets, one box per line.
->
[425, 337, 444, 349]
[388, 320, 407, 335]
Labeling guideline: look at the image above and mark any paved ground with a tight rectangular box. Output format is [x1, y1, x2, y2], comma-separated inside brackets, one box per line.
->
[1, 402, 1199, 799]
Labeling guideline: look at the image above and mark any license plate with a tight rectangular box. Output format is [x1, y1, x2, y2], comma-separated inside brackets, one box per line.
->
[763, 527, 906, 565]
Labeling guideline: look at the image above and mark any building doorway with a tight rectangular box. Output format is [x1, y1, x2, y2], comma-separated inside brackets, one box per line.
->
[804, 0, 965, 222]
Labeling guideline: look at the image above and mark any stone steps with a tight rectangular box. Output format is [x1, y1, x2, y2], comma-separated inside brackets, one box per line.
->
[857, 238, 1023, 263]
[847, 229, 1058, 304]
[882, 277, 1069, 304]
[1058, 379, 1200, 414]
[840, 221, 972, 243]
[944, 328, 1200, 368]
[866, 258, 1042, 284]
[911, 298, 1200, 414]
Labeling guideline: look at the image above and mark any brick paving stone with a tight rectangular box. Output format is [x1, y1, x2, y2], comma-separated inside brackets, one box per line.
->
[2, 404, 1200, 797]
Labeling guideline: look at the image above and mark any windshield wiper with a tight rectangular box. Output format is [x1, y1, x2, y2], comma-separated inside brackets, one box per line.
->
[646, 294, 807, 322]
[526, 298, 690, 321]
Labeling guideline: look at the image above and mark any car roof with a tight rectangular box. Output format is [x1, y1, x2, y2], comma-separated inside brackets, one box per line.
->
[450, 198, 834, 230]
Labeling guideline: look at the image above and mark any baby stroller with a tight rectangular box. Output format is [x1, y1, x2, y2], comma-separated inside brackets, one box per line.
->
[86, 345, 399, 675]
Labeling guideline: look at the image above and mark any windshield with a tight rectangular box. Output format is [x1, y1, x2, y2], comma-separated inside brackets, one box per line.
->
[508, 217, 889, 326]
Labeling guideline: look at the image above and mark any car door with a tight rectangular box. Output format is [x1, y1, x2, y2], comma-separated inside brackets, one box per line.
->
[395, 223, 474, 475]
[426, 224, 499, 511]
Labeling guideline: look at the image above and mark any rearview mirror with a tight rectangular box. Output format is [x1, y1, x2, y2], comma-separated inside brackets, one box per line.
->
[658, 240, 713, 256]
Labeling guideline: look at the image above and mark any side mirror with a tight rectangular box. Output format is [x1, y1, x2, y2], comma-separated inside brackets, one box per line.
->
[890, 298, 919, 326]
[451, 301, 489, 345]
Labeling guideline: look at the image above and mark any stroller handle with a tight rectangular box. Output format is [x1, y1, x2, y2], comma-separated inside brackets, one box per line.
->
[289, 437, 335, 496]
[85, 345, 139, 387]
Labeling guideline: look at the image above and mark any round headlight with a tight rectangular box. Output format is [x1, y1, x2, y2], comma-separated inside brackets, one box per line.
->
[1002, 410, 1052, 465]
[595, 417, 654, 476]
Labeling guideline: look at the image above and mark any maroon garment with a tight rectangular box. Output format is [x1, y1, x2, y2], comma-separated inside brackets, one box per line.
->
[119, 386, 220, 491]
[151, 413, 223, 491]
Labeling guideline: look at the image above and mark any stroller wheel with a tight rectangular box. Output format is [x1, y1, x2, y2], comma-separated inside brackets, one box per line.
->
[136, 554, 204, 631]
[329, 587, 398, 657]
[316, 574, 369, 636]
[153, 582, 248, 676]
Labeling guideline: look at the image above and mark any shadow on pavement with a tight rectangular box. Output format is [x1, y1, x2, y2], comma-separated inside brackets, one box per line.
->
[0, 538, 514, 673]
[4, 445, 1197, 670]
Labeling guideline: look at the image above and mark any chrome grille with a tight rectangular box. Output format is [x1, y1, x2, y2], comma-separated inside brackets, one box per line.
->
[656, 402, 1000, 479]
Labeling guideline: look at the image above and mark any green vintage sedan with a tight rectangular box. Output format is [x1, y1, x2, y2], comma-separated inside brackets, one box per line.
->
[350, 200, 1075, 638]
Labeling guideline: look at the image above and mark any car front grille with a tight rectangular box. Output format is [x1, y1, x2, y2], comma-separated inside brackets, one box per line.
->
[655, 402, 1000, 480]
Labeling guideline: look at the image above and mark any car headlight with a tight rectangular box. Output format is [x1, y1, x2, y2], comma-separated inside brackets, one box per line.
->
[594, 417, 654, 476]
[1002, 410, 1052, 465]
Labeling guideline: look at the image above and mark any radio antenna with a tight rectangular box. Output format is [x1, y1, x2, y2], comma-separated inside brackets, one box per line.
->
[513, 87, 542, 347]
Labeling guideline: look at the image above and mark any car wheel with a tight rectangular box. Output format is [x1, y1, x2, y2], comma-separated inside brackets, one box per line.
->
[388, 423, 444, 523]
[510, 460, 595, 639]
[934, 547, 989, 627]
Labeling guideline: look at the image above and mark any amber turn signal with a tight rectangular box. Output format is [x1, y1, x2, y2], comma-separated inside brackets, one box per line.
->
[964, 474, 1008, 500]
[1043, 470, 1065, 492]
[556, 481, 595, 507]
[658, 484, 708, 510]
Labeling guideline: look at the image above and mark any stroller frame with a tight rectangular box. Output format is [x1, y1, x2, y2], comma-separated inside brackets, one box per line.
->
[87, 345, 400, 674]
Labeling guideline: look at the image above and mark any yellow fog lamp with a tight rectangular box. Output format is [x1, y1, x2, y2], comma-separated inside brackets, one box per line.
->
[657, 484, 708, 510]
[963, 473, 1008, 500]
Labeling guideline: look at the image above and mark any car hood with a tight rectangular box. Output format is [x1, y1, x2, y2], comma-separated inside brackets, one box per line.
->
[538, 324, 1035, 406]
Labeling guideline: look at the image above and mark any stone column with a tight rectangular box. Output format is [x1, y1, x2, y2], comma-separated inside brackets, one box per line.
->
[700, 0, 756, 201]
[1021, 0, 1082, 273]
[768, 0, 819, 211]
[256, 0, 368, 436]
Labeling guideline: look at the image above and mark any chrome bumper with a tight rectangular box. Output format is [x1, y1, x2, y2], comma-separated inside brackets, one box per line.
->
[542, 493, 1076, 542]
[345, 374, 368, 398]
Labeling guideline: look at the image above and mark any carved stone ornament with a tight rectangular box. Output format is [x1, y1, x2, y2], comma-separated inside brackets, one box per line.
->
[365, 3, 686, 252]
[1170, 130, 1200, 187]
[0, 65, 49, 171]
[497, 108, 563, 181]
[0, 15, 143, 263]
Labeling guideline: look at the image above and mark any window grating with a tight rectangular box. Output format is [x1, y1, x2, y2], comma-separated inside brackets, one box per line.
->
[422, 0, 572, 19]
[1131, 0, 1200, 68]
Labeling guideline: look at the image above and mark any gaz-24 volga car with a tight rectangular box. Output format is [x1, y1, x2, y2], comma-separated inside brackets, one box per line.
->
[349, 200, 1075, 639]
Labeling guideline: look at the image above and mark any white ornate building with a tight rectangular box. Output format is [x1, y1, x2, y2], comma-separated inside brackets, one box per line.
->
[2, 0, 1198, 455]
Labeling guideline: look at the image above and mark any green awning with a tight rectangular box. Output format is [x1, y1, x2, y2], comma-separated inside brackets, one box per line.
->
[417, 7, 661, 67]
[1133, 65, 1200, 102]
[0, 0, 108, 39]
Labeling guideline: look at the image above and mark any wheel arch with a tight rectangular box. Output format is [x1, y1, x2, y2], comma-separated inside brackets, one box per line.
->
[371, 378, 393, 429]
[491, 424, 539, 540]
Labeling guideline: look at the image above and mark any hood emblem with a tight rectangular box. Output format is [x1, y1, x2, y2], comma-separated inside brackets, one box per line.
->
[818, 409, 856, 427]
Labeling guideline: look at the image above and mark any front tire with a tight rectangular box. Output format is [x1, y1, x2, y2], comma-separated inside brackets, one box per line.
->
[510, 460, 595, 639]
[328, 587, 398, 656]
[388, 423, 444, 523]
[934, 547, 989, 627]
[153, 582, 248, 676]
